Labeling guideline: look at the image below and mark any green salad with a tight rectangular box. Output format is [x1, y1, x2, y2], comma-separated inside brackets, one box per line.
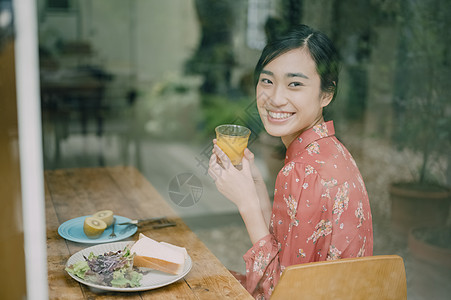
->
[65, 248, 143, 288]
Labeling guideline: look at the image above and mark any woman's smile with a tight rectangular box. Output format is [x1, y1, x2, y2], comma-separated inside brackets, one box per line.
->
[267, 110, 295, 122]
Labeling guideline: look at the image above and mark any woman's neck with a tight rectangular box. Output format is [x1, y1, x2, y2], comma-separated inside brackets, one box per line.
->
[281, 116, 325, 148]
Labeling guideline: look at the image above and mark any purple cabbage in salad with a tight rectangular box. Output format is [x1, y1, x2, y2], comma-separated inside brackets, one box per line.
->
[65, 247, 143, 288]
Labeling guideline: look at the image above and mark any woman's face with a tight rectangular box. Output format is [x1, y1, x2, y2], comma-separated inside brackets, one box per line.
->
[256, 48, 332, 147]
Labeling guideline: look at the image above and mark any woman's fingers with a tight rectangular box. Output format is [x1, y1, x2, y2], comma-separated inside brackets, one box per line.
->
[244, 148, 254, 162]
[209, 142, 254, 181]
[208, 153, 223, 181]
[213, 145, 232, 169]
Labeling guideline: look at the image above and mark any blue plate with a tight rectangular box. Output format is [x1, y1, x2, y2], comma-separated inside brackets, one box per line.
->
[58, 215, 137, 244]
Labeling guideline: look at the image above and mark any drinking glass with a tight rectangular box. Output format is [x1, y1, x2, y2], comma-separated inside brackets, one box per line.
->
[215, 124, 251, 167]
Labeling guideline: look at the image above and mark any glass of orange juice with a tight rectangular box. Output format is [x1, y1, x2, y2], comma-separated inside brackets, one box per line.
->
[215, 124, 251, 167]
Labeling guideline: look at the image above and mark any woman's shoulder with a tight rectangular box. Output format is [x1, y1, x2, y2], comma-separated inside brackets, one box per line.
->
[286, 136, 359, 183]
[288, 135, 341, 163]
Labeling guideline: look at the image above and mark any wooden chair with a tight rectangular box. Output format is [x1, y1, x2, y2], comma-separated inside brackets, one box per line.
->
[271, 255, 407, 300]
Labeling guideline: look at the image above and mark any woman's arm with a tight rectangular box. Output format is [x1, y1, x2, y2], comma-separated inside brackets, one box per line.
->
[208, 145, 269, 244]
[243, 148, 272, 227]
[212, 139, 272, 227]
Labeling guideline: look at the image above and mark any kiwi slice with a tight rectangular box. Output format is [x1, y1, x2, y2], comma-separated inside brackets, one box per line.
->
[83, 217, 107, 239]
[92, 210, 114, 227]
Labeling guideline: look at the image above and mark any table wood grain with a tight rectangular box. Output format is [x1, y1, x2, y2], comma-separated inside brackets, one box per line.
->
[45, 166, 252, 299]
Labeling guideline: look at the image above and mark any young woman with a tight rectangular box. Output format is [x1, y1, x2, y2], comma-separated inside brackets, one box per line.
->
[208, 24, 373, 299]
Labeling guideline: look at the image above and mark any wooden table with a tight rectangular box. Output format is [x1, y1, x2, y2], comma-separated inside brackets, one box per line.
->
[45, 166, 252, 299]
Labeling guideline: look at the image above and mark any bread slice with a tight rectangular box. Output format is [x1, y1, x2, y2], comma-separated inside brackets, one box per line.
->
[130, 233, 185, 275]
[160, 242, 188, 260]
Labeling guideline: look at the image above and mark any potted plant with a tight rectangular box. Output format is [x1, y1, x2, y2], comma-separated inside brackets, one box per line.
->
[408, 226, 451, 269]
[390, 0, 451, 233]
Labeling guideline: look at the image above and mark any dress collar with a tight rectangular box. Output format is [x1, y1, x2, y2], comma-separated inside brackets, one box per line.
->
[285, 121, 335, 163]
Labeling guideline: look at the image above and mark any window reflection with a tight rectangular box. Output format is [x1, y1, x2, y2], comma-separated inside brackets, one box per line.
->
[37, 1, 451, 298]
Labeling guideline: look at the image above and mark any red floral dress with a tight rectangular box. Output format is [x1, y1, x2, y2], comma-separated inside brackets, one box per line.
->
[243, 121, 373, 299]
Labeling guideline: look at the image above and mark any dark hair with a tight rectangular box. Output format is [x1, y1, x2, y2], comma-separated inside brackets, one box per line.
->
[254, 24, 340, 102]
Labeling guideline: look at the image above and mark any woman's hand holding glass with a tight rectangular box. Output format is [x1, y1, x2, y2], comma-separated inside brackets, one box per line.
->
[208, 141, 270, 244]
[209, 142, 258, 210]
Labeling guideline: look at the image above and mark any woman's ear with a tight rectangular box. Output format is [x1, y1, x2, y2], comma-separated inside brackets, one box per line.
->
[320, 92, 333, 108]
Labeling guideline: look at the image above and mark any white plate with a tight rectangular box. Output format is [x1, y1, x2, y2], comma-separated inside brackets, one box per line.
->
[65, 241, 192, 292]
[58, 215, 137, 244]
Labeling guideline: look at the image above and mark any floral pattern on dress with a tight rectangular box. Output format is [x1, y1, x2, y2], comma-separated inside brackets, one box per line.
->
[284, 194, 298, 220]
[305, 165, 317, 176]
[332, 182, 350, 223]
[321, 177, 338, 188]
[282, 162, 295, 176]
[321, 188, 331, 199]
[255, 294, 265, 300]
[327, 244, 342, 260]
[249, 239, 272, 277]
[253, 251, 272, 276]
[307, 141, 320, 155]
[268, 283, 275, 297]
[357, 237, 367, 257]
[333, 138, 347, 159]
[356, 174, 366, 194]
[307, 219, 333, 244]
[355, 200, 366, 228]
[313, 122, 329, 137]
[284, 194, 299, 229]
[297, 248, 306, 258]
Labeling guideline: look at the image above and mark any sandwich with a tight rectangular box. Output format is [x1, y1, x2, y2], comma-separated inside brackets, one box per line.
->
[130, 233, 186, 275]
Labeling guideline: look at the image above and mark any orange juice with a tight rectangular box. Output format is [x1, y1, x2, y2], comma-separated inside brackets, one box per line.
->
[216, 135, 249, 165]
[215, 125, 251, 166]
